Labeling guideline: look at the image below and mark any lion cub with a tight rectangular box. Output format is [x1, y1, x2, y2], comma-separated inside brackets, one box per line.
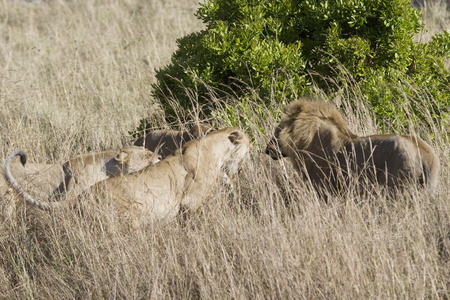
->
[6, 128, 250, 229]
[133, 123, 215, 157]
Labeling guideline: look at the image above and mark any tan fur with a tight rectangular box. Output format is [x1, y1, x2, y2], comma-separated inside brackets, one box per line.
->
[133, 123, 215, 157]
[0, 162, 64, 213]
[5, 146, 161, 208]
[266, 98, 440, 196]
[1, 160, 64, 222]
[1, 161, 64, 201]
[7, 128, 250, 228]
[53, 145, 162, 200]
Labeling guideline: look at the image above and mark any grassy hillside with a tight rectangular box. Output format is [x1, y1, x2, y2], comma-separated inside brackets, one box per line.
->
[0, 0, 448, 299]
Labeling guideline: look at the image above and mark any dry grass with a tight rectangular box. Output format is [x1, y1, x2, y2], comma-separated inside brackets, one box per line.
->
[0, 0, 204, 161]
[0, 0, 449, 299]
[416, 0, 449, 41]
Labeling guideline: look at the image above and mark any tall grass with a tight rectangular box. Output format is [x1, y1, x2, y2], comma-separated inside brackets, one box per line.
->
[417, 0, 449, 39]
[0, 0, 204, 161]
[0, 0, 448, 299]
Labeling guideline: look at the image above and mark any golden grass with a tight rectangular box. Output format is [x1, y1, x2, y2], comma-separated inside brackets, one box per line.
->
[0, 0, 448, 299]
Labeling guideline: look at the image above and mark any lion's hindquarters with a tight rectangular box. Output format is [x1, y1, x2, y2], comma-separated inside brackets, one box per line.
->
[346, 135, 438, 189]
[4, 150, 68, 210]
[3, 161, 65, 200]
[414, 137, 440, 192]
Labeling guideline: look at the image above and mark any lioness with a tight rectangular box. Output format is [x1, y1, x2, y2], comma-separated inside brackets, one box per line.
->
[265, 98, 440, 197]
[6, 128, 251, 228]
[133, 123, 215, 157]
[6, 146, 161, 201]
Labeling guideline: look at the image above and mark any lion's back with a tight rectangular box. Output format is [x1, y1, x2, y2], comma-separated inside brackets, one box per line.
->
[343, 134, 439, 189]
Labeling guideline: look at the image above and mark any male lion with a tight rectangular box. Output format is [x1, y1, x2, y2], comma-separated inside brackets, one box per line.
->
[6, 146, 161, 201]
[6, 128, 250, 228]
[133, 123, 215, 158]
[265, 98, 440, 197]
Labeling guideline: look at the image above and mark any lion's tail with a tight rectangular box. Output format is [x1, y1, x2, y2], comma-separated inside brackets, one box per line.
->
[5, 150, 67, 211]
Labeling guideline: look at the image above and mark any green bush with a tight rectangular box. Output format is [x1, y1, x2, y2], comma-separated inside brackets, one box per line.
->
[146, 0, 449, 132]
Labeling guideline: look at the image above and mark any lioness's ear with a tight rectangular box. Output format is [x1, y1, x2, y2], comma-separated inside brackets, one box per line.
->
[283, 100, 303, 118]
[228, 131, 243, 145]
[115, 151, 129, 163]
